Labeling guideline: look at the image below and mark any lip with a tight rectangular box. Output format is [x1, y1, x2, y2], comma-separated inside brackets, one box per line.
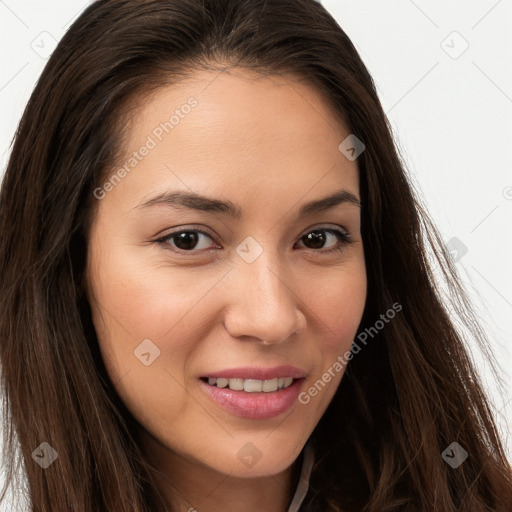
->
[199, 376, 306, 420]
[200, 365, 307, 381]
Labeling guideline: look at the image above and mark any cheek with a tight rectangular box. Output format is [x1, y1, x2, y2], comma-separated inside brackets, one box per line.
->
[86, 243, 205, 402]
[306, 262, 367, 353]
[87, 264, 204, 430]
[88, 247, 218, 344]
[299, 262, 366, 405]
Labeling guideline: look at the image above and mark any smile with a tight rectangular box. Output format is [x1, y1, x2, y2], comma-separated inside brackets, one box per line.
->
[202, 377, 295, 392]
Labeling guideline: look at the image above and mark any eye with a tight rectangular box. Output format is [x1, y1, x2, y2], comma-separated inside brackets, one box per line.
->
[154, 227, 218, 253]
[295, 227, 352, 254]
[153, 225, 352, 254]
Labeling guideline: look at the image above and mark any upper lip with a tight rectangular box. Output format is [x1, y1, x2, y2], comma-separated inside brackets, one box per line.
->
[201, 365, 307, 381]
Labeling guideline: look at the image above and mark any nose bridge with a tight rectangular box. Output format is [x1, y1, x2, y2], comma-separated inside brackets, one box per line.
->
[223, 244, 306, 344]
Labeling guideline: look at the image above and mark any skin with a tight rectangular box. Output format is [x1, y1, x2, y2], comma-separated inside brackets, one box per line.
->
[85, 68, 367, 512]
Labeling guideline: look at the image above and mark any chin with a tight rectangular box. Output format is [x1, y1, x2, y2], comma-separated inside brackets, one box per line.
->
[205, 439, 304, 479]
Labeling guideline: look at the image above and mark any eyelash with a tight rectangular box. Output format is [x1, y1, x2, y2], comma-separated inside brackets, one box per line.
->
[153, 225, 353, 256]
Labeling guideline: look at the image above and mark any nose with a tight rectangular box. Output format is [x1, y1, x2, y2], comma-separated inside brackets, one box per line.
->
[222, 252, 307, 345]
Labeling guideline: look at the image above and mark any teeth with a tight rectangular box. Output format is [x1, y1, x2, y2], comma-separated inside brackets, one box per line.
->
[262, 378, 278, 392]
[244, 379, 262, 392]
[206, 376, 295, 392]
[283, 377, 293, 388]
[228, 378, 244, 391]
[217, 378, 229, 388]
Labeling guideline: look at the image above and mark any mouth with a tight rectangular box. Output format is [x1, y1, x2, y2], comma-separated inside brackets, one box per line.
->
[198, 366, 307, 420]
[200, 376, 297, 392]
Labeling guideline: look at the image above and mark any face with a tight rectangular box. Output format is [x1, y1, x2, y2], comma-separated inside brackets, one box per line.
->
[85, 68, 366, 481]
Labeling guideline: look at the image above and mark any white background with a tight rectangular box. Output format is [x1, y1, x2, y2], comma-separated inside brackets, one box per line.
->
[1, 1, 511, 509]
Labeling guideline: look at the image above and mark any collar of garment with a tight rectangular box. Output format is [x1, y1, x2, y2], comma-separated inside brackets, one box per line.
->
[286, 442, 315, 512]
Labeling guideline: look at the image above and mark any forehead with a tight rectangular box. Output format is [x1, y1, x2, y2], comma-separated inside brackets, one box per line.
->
[126, 67, 347, 145]
[103, 67, 359, 211]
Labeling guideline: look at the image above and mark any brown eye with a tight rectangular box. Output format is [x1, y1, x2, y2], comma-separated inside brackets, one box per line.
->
[156, 229, 217, 252]
[154, 226, 351, 255]
[296, 228, 351, 253]
[172, 231, 201, 251]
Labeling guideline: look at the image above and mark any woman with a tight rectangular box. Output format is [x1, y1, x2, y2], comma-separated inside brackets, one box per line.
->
[1, 0, 511, 511]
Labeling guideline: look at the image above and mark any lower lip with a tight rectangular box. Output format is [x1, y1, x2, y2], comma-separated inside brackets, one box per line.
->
[198, 378, 305, 420]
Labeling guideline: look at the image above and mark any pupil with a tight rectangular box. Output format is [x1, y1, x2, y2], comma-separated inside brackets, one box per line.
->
[175, 232, 198, 250]
[305, 230, 325, 249]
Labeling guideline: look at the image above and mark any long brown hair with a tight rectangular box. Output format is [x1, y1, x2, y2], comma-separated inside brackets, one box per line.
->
[1, 0, 511, 510]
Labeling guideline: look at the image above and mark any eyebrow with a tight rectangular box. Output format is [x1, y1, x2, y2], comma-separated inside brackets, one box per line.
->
[136, 188, 361, 218]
